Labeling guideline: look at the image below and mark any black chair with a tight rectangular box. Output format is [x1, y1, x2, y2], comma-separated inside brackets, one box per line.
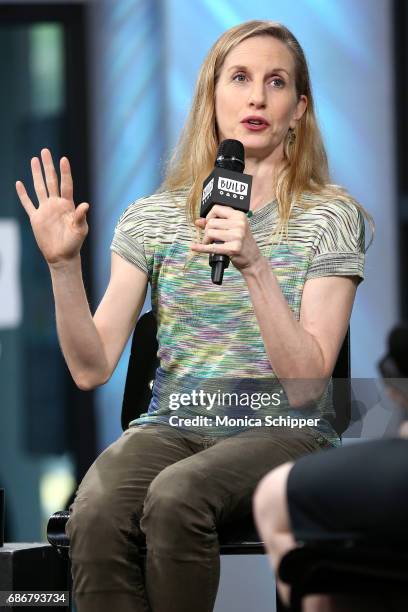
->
[47, 310, 351, 605]
[278, 538, 408, 611]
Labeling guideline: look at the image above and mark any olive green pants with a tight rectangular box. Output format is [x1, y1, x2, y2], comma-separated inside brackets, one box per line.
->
[66, 423, 325, 612]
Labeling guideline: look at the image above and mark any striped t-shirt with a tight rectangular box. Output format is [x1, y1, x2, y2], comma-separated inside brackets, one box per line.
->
[110, 187, 365, 445]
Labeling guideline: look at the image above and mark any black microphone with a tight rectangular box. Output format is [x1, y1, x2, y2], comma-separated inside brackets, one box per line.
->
[200, 139, 252, 285]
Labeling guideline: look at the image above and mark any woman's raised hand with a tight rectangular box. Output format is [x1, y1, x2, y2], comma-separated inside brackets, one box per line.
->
[16, 148, 90, 266]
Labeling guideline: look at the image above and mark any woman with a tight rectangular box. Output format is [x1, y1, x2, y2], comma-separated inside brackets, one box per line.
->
[15, 20, 372, 612]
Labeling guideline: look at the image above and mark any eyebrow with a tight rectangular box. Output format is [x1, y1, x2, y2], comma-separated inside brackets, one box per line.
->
[227, 65, 290, 77]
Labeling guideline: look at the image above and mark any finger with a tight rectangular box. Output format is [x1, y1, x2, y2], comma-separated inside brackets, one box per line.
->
[205, 217, 233, 230]
[15, 181, 36, 218]
[31, 156, 48, 203]
[206, 205, 237, 219]
[41, 148, 60, 197]
[204, 228, 238, 244]
[202, 228, 236, 244]
[191, 241, 237, 255]
[74, 202, 89, 226]
[60, 157, 73, 201]
[194, 218, 206, 228]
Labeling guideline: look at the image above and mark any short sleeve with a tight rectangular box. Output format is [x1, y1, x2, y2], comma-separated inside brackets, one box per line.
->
[110, 198, 151, 278]
[306, 201, 366, 285]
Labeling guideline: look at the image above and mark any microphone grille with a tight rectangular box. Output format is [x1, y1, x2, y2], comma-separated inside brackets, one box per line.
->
[216, 139, 245, 172]
[217, 139, 244, 158]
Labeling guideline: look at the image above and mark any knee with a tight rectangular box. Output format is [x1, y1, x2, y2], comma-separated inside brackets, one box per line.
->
[141, 465, 211, 538]
[66, 493, 124, 556]
[253, 461, 294, 536]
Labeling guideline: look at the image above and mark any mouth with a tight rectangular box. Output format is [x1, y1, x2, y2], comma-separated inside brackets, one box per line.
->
[241, 116, 270, 131]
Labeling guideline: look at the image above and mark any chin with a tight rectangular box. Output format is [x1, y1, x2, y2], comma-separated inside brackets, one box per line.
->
[218, 133, 274, 156]
[242, 140, 274, 156]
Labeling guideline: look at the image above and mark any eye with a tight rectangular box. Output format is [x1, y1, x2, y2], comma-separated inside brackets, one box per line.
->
[270, 77, 285, 88]
[232, 72, 247, 82]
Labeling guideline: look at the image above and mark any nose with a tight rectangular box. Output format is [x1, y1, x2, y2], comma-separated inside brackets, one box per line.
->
[248, 80, 266, 108]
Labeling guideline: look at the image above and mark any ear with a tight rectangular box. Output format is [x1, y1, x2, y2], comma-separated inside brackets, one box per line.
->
[290, 95, 307, 129]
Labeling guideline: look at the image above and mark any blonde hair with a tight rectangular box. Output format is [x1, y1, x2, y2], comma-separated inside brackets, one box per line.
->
[159, 19, 374, 252]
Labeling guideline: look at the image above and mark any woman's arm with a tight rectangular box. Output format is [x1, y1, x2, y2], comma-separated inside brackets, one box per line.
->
[16, 149, 148, 392]
[242, 260, 357, 404]
[50, 252, 148, 391]
[242, 259, 356, 380]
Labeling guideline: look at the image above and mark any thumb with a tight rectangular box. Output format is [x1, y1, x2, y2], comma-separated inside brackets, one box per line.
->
[74, 202, 89, 225]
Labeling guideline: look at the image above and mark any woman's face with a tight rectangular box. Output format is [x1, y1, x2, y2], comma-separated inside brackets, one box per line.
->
[215, 35, 307, 159]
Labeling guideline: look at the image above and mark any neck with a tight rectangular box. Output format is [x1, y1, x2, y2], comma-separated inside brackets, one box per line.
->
[245, 144, 284, 211]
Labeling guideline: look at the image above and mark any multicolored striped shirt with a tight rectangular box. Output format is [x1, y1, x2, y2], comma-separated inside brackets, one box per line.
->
[110, 187, 365, 445]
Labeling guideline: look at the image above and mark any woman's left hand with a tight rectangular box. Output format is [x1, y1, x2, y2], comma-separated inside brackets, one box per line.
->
[191, 205, 263, 274]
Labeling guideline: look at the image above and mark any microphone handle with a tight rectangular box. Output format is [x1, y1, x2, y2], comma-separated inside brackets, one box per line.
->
[209, 241, 229, 285]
